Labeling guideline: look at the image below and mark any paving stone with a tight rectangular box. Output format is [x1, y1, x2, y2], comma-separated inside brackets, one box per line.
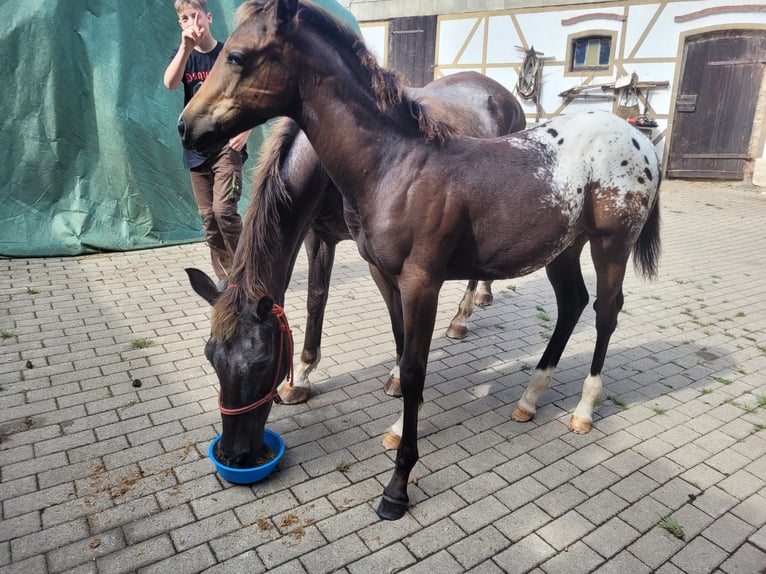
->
[299, 533, 369, 573]
[453, 471, 508, 504]
[450, 494, 509, 534]
[398, 548, 465, 574]
[201, 550, 267, 574]
[493, 533, 556, 573]
[539, 540, 604, 574]
[536, 509, 595, 551]
[447, 525, 510, 570]
[702, 513, 757, 553]
[576, 489, 630, 526]
[535, 482, 588, 518]
[691, 485, 739, 518]
[591, 549, 652, 574]
[170, 510, 241, 552]
[10, 518, 90, 562]
[347, 541, 416, 574]
[618, 496, 672, 534]
[95, 535, 176, 574]
[495, 503, 553, 543]
[582, 516, 641, 559]
[403, 517, 465, 559]
[670, 536, 728, 573]
[721, 544, 766, 574]
[627, 527, 685, 571]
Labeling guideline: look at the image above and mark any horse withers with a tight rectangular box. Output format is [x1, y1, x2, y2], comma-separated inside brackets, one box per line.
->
[179, 0, 660, 520]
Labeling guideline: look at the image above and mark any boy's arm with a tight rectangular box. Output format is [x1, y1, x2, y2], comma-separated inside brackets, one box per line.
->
[163, 13, 206, 90]
[163, 46, 193, 90]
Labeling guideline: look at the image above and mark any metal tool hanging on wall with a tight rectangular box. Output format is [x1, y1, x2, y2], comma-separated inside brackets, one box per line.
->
[516, 46, 546, 122]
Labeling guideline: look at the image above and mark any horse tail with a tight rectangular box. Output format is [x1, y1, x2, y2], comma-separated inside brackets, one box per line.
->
[632, 192, 661, 280]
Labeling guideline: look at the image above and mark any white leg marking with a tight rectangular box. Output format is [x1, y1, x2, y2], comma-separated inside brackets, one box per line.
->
[572, 374, 603, 423]
[389, 365, 400, 381]
[387, 400, 423, 439]
[518, 367, 555, 415]
[390, 410, 404, 438]
[282, 349, 321, 390]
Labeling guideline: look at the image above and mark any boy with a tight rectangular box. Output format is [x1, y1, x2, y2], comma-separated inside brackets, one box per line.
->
[163, 0, 250, 289]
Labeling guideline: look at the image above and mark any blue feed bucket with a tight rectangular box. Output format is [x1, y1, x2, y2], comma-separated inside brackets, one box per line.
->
[208, 429, 285, 484]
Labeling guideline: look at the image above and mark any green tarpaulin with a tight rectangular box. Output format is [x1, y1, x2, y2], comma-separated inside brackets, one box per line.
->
[0, 0, 359, 257]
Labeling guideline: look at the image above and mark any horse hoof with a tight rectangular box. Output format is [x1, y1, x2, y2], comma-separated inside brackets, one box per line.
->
[381, 431, 401, 450]
[446, 322, 468, 339]
[384, 376, 401, 397]
[474, 292, 493, 306]
[568, 415, 592, 434]
[277, 385, 311, 405]
[377, 493, 409, 520]
[511, 405, 534, 423]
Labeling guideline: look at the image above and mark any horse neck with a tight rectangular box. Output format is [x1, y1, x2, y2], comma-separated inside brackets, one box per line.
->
[290, 32, 413, 199]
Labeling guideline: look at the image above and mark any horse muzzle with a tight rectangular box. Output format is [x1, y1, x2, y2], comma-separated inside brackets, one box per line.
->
[177, 115, 222, 155]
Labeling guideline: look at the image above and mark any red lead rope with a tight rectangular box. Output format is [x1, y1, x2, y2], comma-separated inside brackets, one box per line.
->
[217, 301, 294, 416]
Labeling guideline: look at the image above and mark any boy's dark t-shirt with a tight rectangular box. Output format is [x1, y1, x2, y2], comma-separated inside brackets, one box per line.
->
[172, 41, 224, 169]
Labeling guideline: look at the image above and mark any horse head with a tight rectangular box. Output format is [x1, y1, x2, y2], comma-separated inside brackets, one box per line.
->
[178, 0, 302, 155]
[185, 268, 292, 468]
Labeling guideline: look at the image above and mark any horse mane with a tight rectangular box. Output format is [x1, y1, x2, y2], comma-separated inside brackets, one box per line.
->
[235, 0, 455, 143]
[209, 117, 298, 341]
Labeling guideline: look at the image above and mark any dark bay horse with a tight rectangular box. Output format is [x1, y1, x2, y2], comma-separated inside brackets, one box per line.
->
[187, 71, 525, 453]
[179, 0, 661, 521]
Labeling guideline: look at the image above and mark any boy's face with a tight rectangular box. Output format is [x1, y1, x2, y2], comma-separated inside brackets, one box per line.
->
[177, 6, 212, 31]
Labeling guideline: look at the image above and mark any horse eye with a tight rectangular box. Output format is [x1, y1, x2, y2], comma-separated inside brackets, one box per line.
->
[227, 52, 245, 67]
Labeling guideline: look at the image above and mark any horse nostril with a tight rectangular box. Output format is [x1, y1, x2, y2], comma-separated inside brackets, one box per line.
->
[177, 118, 186, 141]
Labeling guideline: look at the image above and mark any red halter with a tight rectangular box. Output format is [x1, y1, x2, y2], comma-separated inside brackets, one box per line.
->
[217, 288, 294, 416]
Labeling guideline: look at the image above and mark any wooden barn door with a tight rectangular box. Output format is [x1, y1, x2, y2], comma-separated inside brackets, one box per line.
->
[667, 30, 766, 179]
[388, 16, 437, 87]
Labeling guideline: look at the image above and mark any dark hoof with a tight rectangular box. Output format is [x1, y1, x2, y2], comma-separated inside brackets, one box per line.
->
[277, 384, 311, 405]
[474, 292, 493, 306]
[384, 376, 401, 397]
[377, 493, 409, 520]
[445, 321, 468, 339]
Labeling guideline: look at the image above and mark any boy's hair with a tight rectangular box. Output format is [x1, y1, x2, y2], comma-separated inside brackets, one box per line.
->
[175, 0, 207, 13]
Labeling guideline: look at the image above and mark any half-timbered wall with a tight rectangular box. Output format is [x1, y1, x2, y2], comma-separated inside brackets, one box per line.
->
[349, 1, 766, 182]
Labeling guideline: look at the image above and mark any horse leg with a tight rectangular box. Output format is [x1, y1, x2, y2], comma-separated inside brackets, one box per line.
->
[569, 237, 629, 434]
[278, 229, 336, 404]
[368, 264, 404, 398]
[446, 279, 478, 339]
[378, 278, 441, 520]
[512, 238, 589, 423]
[475, 280, 494, 306]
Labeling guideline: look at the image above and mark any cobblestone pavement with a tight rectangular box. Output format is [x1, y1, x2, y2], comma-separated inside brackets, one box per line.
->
[1, 180, 766, 574]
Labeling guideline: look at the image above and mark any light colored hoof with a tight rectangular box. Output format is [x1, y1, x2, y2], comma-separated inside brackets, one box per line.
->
[511, 405, 534, 423]
[474, 292, 493, 306]
[384, 376, 401, 397]
[381, 431, 401, 450]
[446, 322, 468, 340]
[277, 384, 311, 405]
[568, 415, 592, 434]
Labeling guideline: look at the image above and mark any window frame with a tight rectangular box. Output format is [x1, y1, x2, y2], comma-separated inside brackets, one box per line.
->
[564, 30, 617, 77]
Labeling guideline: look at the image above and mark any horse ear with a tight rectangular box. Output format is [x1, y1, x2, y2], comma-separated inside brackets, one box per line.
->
[185, 268, 220, 305]
[276, 0, 298, 25]
[255, 294, 274, 321]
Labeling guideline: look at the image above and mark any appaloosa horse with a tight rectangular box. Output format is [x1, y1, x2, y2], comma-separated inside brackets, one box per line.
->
[179, 0, 661, 520]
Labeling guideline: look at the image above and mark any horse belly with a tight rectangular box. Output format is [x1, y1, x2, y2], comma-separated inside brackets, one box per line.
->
[451, 192, 582, 280]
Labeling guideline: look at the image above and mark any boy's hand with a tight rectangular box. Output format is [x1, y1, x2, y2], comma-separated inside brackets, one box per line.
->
[181, 12, 205, 51]
[228, 130, 251, 152]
